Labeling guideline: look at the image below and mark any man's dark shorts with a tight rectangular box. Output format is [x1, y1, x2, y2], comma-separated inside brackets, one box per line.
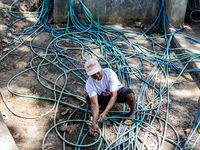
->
[86, 87, 134, 105]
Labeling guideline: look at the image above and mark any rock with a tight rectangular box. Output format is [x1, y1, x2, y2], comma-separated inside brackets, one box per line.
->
[0, 25, 7, 31]
[20, 0, 41, 11]
[106, 120, 112, 126]
[3, 12, 12, 19]
[48, 18, 54, 24]
[11, 5, 18, 11]
[3, 48, 9, 52]
[7, 33, 12, 37]
[13, 0, 41, 12]
[134, 21, 144, 28]
[60, 109, 69, 115]
[58, 123, 69, 132]
[88, 129, 99, 139]
[58, 124, 75, 133]
[2, 38, 9, 44]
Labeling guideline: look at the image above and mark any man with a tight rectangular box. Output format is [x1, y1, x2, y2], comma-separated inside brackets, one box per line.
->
[85, 58, 136, 132]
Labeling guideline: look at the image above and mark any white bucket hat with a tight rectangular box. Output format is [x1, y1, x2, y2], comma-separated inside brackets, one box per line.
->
[84, 58, 102, 76]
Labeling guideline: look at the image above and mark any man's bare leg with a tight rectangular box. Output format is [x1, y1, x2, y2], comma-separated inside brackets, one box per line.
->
[124, 93, 136, 125]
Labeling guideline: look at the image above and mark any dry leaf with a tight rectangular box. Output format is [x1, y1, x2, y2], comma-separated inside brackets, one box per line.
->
[184, 128, 191, 136]
[23, 128, 28, 133]
[131, 55, 135, 58]
[76, 53, 80, 56]
[159, 115, 165, 119]
[156, 127, 163, 132]
[72, 81, 76, 84]
[61, 109, 69, 115]
[31, 111, 39, 115]
[166, 136, 175, 142]
[62, 97, 67, 100]
[117, 107, 121, 110]
[22, 74, 28, 77]
[155, 85, 159, 89]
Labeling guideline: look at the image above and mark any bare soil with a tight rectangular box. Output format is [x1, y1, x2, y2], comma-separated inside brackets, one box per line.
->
[0, 1, 200, 150]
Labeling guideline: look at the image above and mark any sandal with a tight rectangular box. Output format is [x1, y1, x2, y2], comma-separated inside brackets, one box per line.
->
[124, 119, 135, 125]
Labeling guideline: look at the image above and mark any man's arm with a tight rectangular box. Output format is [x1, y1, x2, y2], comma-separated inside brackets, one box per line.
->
[99, 90, 117, 123]
[90, 95, 99, 132]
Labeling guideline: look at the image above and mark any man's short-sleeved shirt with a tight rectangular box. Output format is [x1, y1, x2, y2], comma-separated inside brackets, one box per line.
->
[86, 68, 124, 98]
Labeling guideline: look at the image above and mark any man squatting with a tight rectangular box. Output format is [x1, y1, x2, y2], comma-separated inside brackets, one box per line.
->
[84, 58, 136, 132]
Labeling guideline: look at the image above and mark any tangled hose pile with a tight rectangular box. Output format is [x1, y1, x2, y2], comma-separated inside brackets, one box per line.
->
[1, 0, 200, 149]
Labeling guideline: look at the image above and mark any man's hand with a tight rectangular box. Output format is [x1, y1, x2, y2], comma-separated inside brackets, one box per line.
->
[90, 95, 99, 132]
[99, 112, 106, 124]
[91, 123, 99, 132]
[98, 91, 117, 124]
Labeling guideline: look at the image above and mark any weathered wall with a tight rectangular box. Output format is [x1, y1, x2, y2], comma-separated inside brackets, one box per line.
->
[53, 0, 188, 27]
[53, 0, 68, 23]
[75, 0, 159, 25]
[165, 0, 188, 28]
[10, 0, 42, 11]
[198, 0, 200, 9]
[0, 112, 18, 150]
[53, 0, 159, 25]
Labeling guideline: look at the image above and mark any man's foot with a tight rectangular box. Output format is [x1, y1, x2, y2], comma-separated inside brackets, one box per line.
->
[124, 114, 135, 125]
[124, 119, 135, 125]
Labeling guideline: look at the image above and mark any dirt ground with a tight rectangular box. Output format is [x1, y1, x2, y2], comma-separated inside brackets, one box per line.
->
[1, 1, 200, 150]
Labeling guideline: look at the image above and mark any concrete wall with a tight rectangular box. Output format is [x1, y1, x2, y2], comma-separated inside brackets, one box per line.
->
[165, 0, 188, 28]
[0, 112, 18, 150]
[198, 0, 200, 9]
[53, 0, 188, 27]
[75, 0, 159, 25]
[53, 0, 68, 23]
[54, 0, 159, 25]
